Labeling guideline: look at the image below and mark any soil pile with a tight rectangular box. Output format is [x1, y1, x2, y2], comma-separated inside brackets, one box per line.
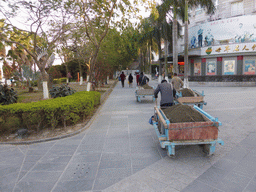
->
[179, 88, 196, 97]
[162, 104, 206, 123]
[142, 84, 153, 89]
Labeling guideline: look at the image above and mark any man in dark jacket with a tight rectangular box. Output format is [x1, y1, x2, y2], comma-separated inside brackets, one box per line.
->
[138, 72, 149, 86]
[154, 80, 176, 108]
[120, 72, 126, 88]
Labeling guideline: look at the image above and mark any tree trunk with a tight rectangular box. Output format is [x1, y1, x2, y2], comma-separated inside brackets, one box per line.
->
[164, 39, 168, 82]
[38, 65, 49, 99]
[173, 7, 179, 75]
[184, 0, 189, 88]
[158, 40, 162, 83]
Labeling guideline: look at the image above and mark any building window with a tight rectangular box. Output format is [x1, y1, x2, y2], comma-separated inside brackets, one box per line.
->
[231, 1, 244, 16]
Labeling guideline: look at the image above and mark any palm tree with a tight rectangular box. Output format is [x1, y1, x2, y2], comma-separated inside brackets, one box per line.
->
[162, 0, 215, 87]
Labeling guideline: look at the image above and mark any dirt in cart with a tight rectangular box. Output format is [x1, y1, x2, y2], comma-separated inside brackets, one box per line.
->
[162, 104, 206, 123]
[179, 88, 195, 97]
[142, 84, 153, 89]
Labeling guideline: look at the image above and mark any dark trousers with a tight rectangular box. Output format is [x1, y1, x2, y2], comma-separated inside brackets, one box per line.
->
[160, 103, 174, 109]
[121, 80, 124, 87]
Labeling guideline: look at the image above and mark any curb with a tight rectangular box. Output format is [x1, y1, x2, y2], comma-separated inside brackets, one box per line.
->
[0, 80, 118, 145]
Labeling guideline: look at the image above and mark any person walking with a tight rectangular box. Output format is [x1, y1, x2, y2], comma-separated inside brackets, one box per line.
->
[128, 73, 133, 88]
[171, 73, 184, 91]
[120, 72, 126, 88]
[154, 79, 176, 108]
[138, 72, 149, 86]
[136, 72, 140, 86]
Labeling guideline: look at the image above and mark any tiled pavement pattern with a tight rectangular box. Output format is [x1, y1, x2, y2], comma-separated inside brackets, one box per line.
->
[1, 79, 256, 192]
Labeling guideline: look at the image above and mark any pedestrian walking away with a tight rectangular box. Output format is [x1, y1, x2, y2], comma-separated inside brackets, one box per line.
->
[128, 73, 133, 88]
[154, 79, 176, 108]
[136, 72, 140, 86]
[171, 73, 184, 91]
[138, 72, 149, 86]
[120, 71, 126, 88]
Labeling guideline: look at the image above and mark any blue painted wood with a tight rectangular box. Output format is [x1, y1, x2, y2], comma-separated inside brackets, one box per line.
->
[152, 105, 224, 156]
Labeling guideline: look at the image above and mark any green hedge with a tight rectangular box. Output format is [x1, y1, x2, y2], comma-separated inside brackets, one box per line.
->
[53, 78, 67, 84]
[0, 91, 101, 134]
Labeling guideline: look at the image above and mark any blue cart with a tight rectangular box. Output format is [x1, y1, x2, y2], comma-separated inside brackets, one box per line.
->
[153, 105, 224, 157]
[175, 89, 207, 109]
[135, 87, 155, 102]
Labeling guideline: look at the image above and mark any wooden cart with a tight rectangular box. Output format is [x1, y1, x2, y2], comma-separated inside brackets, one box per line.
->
[175, 89, 207, 109]
[135, 87, 155, 102]
[153, 105, 224, 156]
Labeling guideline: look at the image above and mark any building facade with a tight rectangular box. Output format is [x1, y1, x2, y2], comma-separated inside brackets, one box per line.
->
[185, 0, 256, 81]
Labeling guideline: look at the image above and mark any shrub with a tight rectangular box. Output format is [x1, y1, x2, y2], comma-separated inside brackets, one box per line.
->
[0, 91, 101, 134]
[0, 85, 18, 105]
[49, 84, 76, 98]
[53, 79, 61, 84]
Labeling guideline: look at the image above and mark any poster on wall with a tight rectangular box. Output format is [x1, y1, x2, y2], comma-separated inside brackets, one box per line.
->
[206, 61, 216, 75]
[224, 60, 235, 75]
[194, 62, 201, 75]
[244, 60, 256, 75]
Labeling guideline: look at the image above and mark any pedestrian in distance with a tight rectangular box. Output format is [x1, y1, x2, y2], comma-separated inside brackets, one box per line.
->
[138, 72, 149, 86]
[120, 72, 126, 88]
[136, 72, 140, 86]
[171, 73, 184, 91]
[154, 79, 176, 108]
[128, 73, 133, 88]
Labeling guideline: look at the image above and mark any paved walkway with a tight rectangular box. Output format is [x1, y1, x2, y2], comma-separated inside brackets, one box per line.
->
[0, 79, 256, 192]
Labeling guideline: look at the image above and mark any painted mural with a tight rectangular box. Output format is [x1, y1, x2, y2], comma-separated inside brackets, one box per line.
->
[189, 15, 256, 49]
[206, 61, 216, 75]
[244, 60, 256, 75]
[194, 62, 201, 75]
[224, 60, 235, 75]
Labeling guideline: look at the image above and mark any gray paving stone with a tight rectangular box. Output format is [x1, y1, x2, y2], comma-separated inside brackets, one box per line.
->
[52, 179, 94, 192]
[223, 145, 249, 163]
[0, 182, 16, 192]
[60, 162, 98, 181]
[26, 149, 49, 156]
[19, 171, 62, 182]
[39, 155, 72, 164]
[32, 162, 67, 172]
[24, 155, 43, 162]
[13, 181, 56, 192]
[93, 177, 124, 191]
[182, 180, 215, 192]
[99, 159, 131, 169]
[96, 168, 131, 179]
[0, 172, 19, 185]
[20, 162, 36, 171]
[0, 165, 20, 177]
[101, 153, 130, 161]
[73, 153, 101, 163]
[212, 158, 239, 171]
[197, 166, 228, 186]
